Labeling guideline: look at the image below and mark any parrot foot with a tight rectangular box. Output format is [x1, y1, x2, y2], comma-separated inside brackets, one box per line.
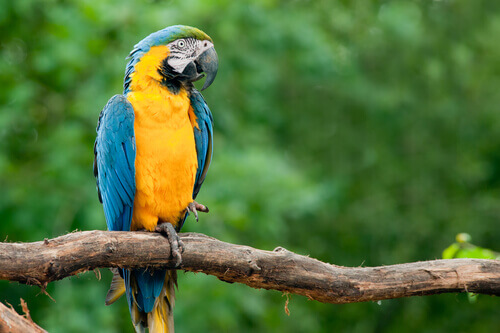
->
[187, 201, 209, 222]
[155, 222, 184, 267]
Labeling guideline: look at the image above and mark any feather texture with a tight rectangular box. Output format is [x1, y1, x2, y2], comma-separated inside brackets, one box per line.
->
[94, 95, 135, 233]
[190, 89, 214, 200]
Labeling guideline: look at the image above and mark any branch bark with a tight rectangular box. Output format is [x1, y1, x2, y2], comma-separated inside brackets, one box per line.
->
[0, 301, 47, 333]
[0, 231, 499, 304]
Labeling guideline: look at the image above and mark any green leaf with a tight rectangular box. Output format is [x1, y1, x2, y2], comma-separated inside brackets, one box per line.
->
[442, 243, 460, 260]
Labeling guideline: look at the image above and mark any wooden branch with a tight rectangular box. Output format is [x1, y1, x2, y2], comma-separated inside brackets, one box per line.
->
[0, 231, 499, 304]
[0, 300, 47, 333]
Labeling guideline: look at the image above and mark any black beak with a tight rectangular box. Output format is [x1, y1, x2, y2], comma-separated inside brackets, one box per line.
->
[195, 46, 218, 91]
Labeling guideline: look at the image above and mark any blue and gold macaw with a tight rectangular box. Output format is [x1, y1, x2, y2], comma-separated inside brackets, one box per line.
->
[93, 25, 217, 332]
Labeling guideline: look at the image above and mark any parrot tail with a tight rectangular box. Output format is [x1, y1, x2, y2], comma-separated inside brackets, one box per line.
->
[147, 270, 176, 333]
[105, 268, 126, 305]
[106, 268, 177, 333]
[125, 270, 176, 333]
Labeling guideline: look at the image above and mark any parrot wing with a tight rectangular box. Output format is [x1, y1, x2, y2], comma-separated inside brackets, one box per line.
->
[94, 95, 164, 325]
[93, 94, 136, 232]
[190, 88, 214, 199]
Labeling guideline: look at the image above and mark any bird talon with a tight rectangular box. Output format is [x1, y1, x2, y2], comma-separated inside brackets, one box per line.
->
[187, 201, 209, 222]
[155, 222, 183, 267]
[179, 239, 185, 253]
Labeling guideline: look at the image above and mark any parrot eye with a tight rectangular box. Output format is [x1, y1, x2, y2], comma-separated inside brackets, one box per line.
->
[177, 39, 186, 48]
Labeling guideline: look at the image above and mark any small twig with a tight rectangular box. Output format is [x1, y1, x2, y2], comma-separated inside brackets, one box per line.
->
[20, 299, 31, 321]
[283, 292, 291, 316]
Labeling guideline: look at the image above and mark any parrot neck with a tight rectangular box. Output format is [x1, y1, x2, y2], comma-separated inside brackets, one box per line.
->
[126, 45, 193, 96]
[127, 85, 190, 127]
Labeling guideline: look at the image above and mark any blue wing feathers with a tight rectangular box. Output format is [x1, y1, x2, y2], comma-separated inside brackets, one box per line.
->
[189, 89, 214, 199]
[94, 95, 136, 232]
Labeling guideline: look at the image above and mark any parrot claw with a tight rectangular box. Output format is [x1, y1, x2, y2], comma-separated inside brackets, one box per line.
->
[187, 201, 209, 222]
[155, 222, 184, 267]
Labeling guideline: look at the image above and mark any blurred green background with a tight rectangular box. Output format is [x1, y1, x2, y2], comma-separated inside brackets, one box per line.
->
[1, 0, 499, 332]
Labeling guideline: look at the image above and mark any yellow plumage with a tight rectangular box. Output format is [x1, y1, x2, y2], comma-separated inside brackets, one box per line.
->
[127, 45, 198, 232]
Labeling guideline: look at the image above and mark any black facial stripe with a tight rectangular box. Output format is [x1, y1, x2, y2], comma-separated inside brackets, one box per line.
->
[159, 58, 181, 94]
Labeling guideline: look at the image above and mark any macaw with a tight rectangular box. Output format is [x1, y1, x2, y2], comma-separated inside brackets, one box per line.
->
[93, 25, 217, 332]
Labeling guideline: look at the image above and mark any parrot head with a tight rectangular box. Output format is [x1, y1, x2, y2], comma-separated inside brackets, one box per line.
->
[124, 25, 218, 93]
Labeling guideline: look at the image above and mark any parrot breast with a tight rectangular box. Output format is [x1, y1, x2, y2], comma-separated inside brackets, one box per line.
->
[127, 62, 198, 231]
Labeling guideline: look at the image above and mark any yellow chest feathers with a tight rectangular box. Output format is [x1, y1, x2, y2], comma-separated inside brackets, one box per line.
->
[127, 70, 198, 231]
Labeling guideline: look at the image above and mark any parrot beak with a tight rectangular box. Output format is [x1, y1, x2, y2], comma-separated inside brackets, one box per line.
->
[195, 46, 218, 91]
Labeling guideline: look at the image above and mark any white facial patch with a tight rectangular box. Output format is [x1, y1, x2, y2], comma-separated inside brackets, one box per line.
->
[167, 57, 192, 73]
[167, 38, 214, 73]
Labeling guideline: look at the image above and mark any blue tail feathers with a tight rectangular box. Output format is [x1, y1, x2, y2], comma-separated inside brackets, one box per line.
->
[122, 268, 167, 313]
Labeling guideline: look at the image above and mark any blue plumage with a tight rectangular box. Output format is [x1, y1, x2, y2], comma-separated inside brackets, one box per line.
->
[190, 89, 214, 199]
[94, 95, 135, 232]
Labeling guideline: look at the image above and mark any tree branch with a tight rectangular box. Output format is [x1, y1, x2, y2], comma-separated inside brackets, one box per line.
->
[0, 300, 47, 333]
[0, 231, 499, 304]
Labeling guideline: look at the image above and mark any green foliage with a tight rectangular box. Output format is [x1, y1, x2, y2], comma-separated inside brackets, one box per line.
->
[1, 0, 499, 332]
[443, 233, 499, 260]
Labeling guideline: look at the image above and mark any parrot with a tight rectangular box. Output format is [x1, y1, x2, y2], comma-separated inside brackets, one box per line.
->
[93, 25, 217, 332]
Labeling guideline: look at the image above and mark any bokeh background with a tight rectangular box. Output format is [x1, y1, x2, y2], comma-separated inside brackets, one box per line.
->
[1, 0, 499, 332]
